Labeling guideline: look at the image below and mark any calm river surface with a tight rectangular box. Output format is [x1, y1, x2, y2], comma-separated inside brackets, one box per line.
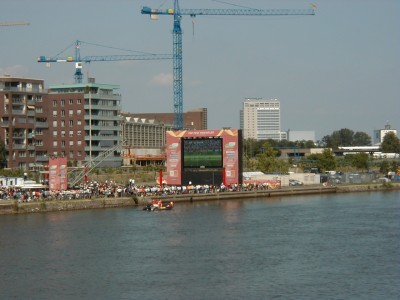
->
[1, 191, 399, 300]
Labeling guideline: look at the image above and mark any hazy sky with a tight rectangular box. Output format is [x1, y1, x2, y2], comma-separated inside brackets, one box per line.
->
[1, 0, 399, 140]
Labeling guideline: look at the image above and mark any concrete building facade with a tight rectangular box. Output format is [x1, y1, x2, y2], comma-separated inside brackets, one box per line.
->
[120, 114, 174, 166]
[373, 123, 397, 145]
[241, 98, 287, 141]
[287, 130, 316, 143]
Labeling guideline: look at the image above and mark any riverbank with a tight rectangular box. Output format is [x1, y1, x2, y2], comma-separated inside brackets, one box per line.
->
[1, 183, 399, 215]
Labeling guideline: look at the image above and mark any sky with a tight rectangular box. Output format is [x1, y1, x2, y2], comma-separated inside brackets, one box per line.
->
[1, 0, 399, 140]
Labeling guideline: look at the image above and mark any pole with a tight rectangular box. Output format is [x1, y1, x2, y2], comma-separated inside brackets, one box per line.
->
[88, 85, 92, 167]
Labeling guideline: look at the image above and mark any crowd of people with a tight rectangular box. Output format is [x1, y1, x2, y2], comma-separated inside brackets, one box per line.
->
[0, 179, 280, 203]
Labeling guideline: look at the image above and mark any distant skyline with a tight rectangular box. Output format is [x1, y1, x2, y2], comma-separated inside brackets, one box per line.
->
[1, 0, 399, 139]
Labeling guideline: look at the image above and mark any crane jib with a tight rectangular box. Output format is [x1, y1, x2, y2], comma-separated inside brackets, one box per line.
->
[141, 3, 315, 130]
[141, 7, 315, 17]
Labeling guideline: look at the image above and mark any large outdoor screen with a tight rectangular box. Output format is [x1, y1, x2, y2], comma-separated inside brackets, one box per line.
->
[182, 138, 223, 168]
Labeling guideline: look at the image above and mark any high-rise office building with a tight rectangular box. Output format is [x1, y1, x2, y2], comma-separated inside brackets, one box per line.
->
[241, 98, 286, 141]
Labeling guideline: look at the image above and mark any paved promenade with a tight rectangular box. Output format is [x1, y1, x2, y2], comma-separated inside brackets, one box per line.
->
[1, 183, 399, 215]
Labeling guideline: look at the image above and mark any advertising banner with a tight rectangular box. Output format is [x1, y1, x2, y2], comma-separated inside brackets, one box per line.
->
[48, 157, 68, 191]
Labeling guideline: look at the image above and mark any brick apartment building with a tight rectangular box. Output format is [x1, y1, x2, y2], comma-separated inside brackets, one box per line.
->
[0, 76, 122, 170]
[1, 76, 208, 171]
[0, 76, 46, 169]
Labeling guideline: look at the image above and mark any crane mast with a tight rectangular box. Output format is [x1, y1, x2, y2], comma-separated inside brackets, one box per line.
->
[142, 0, 315, 129]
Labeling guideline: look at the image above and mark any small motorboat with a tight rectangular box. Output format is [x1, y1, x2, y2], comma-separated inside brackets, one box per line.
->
[143, 199, 174, 211]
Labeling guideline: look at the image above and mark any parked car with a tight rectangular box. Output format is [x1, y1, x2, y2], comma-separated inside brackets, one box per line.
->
[289, 179, 303, 186]
[377, 177, 391, 183]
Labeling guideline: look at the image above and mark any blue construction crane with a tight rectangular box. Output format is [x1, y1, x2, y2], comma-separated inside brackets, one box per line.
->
[142, 1, 315, 129]
[38, 40, 173, 83]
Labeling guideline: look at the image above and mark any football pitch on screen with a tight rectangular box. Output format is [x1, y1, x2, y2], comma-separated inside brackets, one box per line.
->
[184, 152, 222, 167]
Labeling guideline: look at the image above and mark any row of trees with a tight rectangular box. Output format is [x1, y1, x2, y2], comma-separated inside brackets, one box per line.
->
[244, 128, 400, 174]
[243, 128, 400, 157]
[320, 128, 371, 148]
[247, 142, 398, 174]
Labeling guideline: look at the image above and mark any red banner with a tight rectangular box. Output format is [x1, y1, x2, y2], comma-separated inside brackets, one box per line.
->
[48, 157, 68, 191]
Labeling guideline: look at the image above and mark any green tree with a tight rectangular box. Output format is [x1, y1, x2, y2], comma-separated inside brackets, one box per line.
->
[306, 149, 336, 172]
[321, 129, 371, 148]
[381, 132, 400, 154]
[256, 142, 289, 173]
[379, 160, 390, 174]
[327, 128, 355, 148]
[347, 153, 370, 171]
[353, 132, 372, 146]
[390, 161, 399, 173]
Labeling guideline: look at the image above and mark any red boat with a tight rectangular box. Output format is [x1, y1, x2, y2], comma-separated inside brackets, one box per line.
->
[143, 199, 174, 211]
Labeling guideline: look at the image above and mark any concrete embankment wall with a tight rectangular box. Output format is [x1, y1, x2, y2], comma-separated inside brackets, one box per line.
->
[0, 198, 138, 215]
[1, 184, 399, 215]
[149, 186, 338, 203]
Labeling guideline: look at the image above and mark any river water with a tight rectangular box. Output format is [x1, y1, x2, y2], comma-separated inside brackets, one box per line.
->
[0, 191, 399, 300]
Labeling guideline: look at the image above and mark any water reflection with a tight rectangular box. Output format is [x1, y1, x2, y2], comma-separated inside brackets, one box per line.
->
[0, 191, 399, 300]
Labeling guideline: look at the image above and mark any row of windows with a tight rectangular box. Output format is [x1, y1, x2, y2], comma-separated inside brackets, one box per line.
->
[51, 151, 82, 158]
[52, 109, 82, 117]
[52, 140, 82, 147]
[52, 99, 82, 106]
[52, 120, 82, 127]
[53, 131, 82, 137]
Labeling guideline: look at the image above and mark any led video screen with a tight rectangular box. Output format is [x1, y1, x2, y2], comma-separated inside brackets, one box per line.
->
[182, 138, 223, 168]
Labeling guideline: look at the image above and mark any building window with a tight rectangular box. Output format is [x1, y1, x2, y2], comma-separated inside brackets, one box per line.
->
[69, 151, 74, 158]
[69, 110, 73, 116]
[53, 141, 57, 147]
[53, 111, 57, 117]
[61, 141, 65, 147]
[77, 109, 82, 115]
[77, 99, 82, 104]
[77, 141, 82, 146]
[69, 131, 73, 137]
[77, 120, 82, 126]
[53, 121, 57, 127]
[69, 141, 74, 146]
[77, 131, 81, 136]
[61, 110, 65, 117]
[61, 99, 65, 107]
[61, 120, 65, 127]
[53, 131, 57, 137]
[69, 99, 74, 105]
[61, 131, 65, 137]
[69, 120, 73, 126]
[53, 100, 57, 107]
